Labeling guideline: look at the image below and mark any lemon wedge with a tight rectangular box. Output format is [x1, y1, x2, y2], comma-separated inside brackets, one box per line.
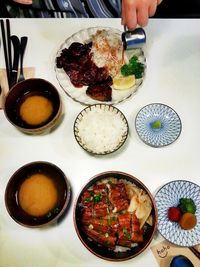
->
[113, 75, 136, 90]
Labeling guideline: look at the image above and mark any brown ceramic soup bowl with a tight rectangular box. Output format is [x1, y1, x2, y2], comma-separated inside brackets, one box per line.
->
[4, 78, 62, 134]
[74, 171, 157, 261]
[5, 161, 71, 227]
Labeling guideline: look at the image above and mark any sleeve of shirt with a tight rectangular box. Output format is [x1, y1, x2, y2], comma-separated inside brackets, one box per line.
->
[84, 0, 121, 17]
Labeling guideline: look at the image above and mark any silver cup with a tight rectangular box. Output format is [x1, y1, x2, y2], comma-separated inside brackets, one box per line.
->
[122, 26, 146, 50]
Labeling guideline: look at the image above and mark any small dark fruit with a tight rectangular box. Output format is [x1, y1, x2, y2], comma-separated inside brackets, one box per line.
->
[168, 207, 181, 222]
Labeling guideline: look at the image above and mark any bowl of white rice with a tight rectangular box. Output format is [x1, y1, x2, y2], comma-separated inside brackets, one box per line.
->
[74, 104, 128, 155]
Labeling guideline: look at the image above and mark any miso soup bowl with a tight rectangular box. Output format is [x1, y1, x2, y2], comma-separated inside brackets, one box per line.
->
[4, 78, 62, 134]
[74, 171, 157, 261]
[5, 161, 71, 228]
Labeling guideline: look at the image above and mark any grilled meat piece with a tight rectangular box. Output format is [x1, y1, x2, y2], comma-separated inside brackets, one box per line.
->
[118, 213, 132, 247]
[86, 84, 112, 102]
[68, 42, 85, 57]
[84, 218, 110, 233]
[109, 183, 129, 212]
[109, 217, 119, 235]
[93, 184, 108, 195]
[83, 227, 117, 249]
[94, 200, 109, 217]
[80, 190, 94, 223]
[131, 213, 143, 242]
[81, 206, 93, 223]
[81, 190, 94, 205]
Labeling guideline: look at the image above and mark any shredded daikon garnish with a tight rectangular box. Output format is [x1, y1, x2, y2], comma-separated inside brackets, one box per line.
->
[91, 30, 123, 78]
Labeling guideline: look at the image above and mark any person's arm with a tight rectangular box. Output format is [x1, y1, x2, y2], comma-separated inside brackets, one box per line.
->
[13, 0, 32, 4]
[122, 0, 163, 30]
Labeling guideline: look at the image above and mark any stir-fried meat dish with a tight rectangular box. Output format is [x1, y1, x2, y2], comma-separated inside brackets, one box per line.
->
[56, 42, 112, 101]
[78, 179, 152, 250]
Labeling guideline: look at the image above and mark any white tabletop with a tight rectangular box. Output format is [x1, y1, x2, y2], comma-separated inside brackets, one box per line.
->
[0, 18, 200, 267]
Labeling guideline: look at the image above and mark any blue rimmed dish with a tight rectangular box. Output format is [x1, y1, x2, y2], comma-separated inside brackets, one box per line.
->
[155, 180, 200, 247]
[135, 103, 182, 147]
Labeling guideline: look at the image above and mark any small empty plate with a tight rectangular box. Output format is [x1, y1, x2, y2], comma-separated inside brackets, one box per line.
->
[135, 103, 182, 147]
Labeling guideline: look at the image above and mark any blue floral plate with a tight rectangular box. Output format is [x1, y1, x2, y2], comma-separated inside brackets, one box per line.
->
[135, 103, 182, 147]
[155, 180, 200, 247]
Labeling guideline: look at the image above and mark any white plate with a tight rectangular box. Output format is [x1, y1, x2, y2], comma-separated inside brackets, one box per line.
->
[155, 180, 200, 246]
[55, 27, 146, 105]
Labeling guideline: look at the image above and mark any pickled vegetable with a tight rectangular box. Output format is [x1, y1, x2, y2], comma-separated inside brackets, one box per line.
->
[179, 198, 196, 214]
[179, 213, 197, 230]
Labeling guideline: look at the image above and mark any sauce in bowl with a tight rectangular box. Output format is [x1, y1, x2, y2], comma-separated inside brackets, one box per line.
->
[19, 95, 53, 126]
[18, 173, 58, 217]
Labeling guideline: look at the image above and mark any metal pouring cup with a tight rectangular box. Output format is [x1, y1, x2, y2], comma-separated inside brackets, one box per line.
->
[122, 26, 146, 50]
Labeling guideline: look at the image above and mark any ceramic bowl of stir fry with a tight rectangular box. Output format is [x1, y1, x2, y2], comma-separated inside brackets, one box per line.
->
[73, 171, 157, 261]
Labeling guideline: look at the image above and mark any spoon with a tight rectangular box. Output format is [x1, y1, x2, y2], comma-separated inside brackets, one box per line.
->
[18, 36, 28, 83]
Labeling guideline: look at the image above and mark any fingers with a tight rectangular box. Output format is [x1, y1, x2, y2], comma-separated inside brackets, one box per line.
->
[122, 0, 137, 30]
[13, 0, 32, 4]
[149, 1, 157, 17]
[122, 0, 159, 30]
[137, 4, 148, 27]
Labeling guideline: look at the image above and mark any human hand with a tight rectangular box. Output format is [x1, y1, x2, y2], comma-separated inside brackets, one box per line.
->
[13, 0, 32, 4]
[122, 0, 162, 30]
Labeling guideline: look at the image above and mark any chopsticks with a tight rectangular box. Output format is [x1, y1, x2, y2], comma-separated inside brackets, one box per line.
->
[0, 19, 12, 88]
[6, 19, 12, 80]
[0, 19, 28, 89]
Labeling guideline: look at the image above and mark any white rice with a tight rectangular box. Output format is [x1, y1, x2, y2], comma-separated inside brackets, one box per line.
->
[91, 30, 123, 78]
[76, 106, 128, 154]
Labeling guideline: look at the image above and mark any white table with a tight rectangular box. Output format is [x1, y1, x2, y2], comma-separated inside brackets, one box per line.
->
[0, 18, 200, 267]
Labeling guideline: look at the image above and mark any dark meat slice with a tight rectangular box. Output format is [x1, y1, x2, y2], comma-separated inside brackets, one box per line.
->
[118, 213, 132, 247]
[83, 227, 117, 249]
[56, 48, 71, 68]
[86, 84, 112, 102]
[93, 184, 108, 196]
[109, 217, 119, 235]
[94, 67, 110, 83]
[80, 191, 94, 223]
[104, 76, 113, 86]
[77, 42, 92, 56]
[68, 42, 85, 57]
[84, 218, 110, 233]
[131, 213, 143, 242]
[92, 184, 110, 217]
[81, 190, 93, 204]
[109, 183, 129, 212]
[80, 63, 108, 86]
[94, 201, 109, 217]
[65, 69, 83, 87]
[83, 217, 118, 236]
[81, 206, 93, 223]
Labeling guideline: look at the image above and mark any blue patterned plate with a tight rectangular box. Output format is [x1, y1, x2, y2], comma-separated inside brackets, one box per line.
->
[155, 180, 200, 246]
[135, 103, 182, 147]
